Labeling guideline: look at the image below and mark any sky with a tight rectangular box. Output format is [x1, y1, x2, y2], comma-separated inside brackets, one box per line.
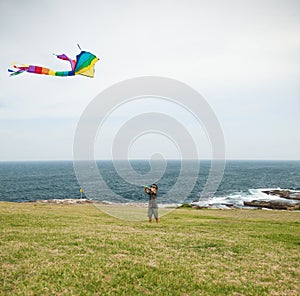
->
[0, 0, 299, 161]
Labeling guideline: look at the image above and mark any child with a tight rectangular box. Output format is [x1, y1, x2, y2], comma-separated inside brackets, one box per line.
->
[144, 184, 158, 223]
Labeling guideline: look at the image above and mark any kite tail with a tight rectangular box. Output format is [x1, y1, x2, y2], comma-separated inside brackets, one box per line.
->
[8, 64, 29, 76]
[9, 64, 75, 77]
[8, 69, 25, 76]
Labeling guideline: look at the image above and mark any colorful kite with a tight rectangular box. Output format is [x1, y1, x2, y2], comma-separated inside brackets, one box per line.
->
[8, 48, 99, 78]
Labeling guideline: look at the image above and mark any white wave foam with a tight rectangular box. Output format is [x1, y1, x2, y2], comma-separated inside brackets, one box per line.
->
[192, 187, 299, 209]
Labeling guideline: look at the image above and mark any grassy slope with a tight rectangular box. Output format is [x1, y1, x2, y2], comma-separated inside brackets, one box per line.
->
[0, 202, 299, 295]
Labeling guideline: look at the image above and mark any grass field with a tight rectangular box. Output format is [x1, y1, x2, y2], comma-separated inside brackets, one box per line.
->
[0, 202, 299, 295]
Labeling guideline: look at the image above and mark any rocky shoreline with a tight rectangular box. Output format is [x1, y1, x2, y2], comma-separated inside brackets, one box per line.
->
[243, 190, 300, 210]
[191, 189, 300, 210]
[29, 199, 150, 207]
[261, 189, 300, 200]
[26, 190, 300, 210]
[244, 200, 300, 210]
[31, 198, 93, 205]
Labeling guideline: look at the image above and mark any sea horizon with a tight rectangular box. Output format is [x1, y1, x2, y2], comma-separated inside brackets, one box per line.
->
[0, 160, 299, 208]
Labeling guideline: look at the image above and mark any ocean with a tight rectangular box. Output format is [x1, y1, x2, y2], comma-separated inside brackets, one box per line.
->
[0, 160, 299, 208]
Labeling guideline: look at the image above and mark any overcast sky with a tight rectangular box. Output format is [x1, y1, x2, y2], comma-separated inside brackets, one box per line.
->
[0, 0, 299, 161]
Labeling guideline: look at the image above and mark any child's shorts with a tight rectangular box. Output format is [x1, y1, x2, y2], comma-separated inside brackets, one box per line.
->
[148, 207, 158, 219]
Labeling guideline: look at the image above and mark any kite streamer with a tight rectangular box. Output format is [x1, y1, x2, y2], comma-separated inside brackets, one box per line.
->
[8, 50, 99, 78]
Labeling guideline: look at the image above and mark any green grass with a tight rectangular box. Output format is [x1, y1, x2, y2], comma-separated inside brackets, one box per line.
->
[0, 203, 299, 295]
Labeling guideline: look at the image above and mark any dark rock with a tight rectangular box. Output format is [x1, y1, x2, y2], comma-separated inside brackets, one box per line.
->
[262, 190, 300, 200]
[244, 200, 300, 210]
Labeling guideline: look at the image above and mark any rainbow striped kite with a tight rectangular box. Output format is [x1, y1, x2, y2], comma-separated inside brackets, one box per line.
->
[8, 49, 99, 78]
